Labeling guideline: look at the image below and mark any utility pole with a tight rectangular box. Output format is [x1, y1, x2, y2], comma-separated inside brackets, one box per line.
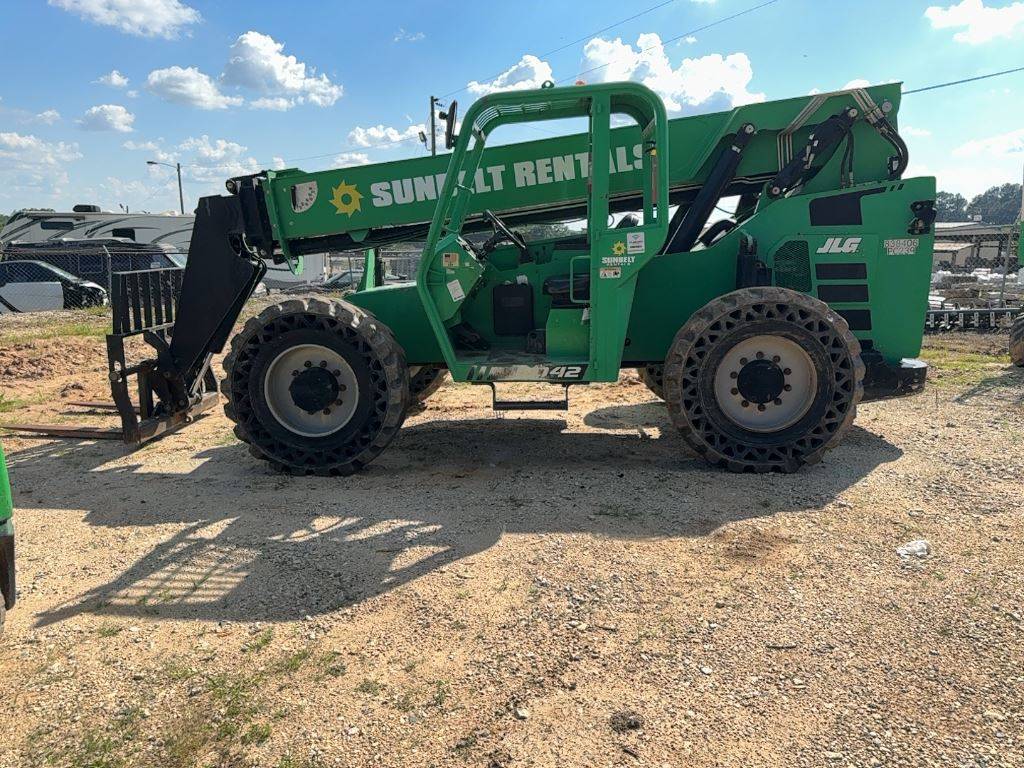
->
[176, 162, 184, 215]
[146, 159, 185, 215]
[429, 96, 439, 156]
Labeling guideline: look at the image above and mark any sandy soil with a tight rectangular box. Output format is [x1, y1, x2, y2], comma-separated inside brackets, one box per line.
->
[0, 314, 1022, 767]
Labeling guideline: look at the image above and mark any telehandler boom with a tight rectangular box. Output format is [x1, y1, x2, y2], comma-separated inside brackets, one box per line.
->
[128, 80, 936, 474]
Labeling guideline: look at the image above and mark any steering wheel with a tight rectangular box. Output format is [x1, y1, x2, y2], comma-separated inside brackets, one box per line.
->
[481, 209, 528, 257]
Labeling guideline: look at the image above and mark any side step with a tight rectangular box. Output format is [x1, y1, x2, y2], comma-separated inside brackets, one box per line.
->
[488, 383, 569, 411]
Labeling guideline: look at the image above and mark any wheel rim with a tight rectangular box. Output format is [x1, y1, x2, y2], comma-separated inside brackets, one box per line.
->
[713, 334, 817, 432]
[263, 343, 359, 437]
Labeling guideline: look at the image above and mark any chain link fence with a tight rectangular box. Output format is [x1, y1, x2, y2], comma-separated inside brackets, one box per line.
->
[0, 241, 184, 315]
[931, 223, 1022, 311]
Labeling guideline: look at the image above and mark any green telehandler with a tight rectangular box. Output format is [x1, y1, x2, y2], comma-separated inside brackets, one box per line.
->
[0, 440, 14, 634]
[105, 80, 937, 474]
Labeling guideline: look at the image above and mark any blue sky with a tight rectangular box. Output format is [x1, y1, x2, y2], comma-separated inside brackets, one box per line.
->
[1, 0, 1023, 213]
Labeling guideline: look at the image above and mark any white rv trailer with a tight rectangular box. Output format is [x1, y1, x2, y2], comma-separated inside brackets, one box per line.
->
[0, 205, 328, 288]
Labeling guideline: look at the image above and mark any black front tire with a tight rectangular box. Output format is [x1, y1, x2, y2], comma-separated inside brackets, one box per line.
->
[663, 287, 864, 473]
[222, 297, 409, 475]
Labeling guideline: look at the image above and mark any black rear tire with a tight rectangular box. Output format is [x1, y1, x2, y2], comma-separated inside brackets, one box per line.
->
[1011, 314, 1024, 367]
[222, 297, 409, 475]
[405, 365, 447, 416]
[409, 365, 447, 402]
[663, 287, 864, 473]
[636, 364, 665, 400]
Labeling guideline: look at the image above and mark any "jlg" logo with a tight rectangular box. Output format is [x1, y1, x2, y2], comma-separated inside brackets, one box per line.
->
[816, 237, 862, 254]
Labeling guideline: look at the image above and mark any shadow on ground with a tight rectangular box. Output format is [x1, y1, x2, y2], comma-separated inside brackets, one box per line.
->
[953, 366, 1024, 405]
[6, 405, 902, 627]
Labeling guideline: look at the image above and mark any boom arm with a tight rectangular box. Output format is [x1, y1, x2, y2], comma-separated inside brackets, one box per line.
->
[250, 83, 906, 266]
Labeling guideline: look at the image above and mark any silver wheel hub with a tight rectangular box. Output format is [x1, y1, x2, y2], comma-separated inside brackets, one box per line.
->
[713, 335, 817, 432]
[264, 344, 359, 437]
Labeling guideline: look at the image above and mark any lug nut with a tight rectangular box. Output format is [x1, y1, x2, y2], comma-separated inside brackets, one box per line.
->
[772, 355, 781, 363]
[335, 399, 344, 405]
[757, 403, 766, 412]
[741, 400, 750, 408]
[756, 351, 764, 359]
[292, 369, 299, 376]
[320, 361, 328, 367]
[783, 368, 792, 375]
[304, 361, 312, 368]
[333, 369, 341, 377]
[730, 371, 738, 379]
[740, 357, 748, 365]
[731, 387, 739, 396]
[784, 384, 792, 392]
[323, 408, 331, 415]
[339, 384, 347, 392]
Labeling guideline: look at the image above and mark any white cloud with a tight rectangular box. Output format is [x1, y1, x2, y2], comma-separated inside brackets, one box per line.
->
[925, 0, 1024, 44]
[146, 66, 243, 110]
[222, 31, 343, 109]
[96, 69, 129, 88]
[271, 156, 286, 170]
[467, 55, 554, 95]
[348, 123, 425, 148]
[126, 89, 138, 98]
[843, 78, 872, 89]
[35, 109, 61, 125]
[122, 139, 160, 152]
[908, 160, 1018, 199]
[334, 152, 371, 167]
[78, 104, 135, 132]
[684, 35, 698, 44]
[178, 135, 259, 181]
[49, 0, 200, 39]
[250, 96, 294, 111]
[0, 132, 81, 198]
[394, 28, 425, 42]
[581, 33, 763, 113]
[901, 126, 932, 138]
[952, 128, 1024, 158]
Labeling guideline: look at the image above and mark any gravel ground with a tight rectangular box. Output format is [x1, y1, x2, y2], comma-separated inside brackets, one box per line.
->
[0, 314, 1022, 768]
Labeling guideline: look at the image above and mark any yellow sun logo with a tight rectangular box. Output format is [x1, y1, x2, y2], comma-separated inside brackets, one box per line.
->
[330, 180, 362, 216]
[612, 241, 626, 256]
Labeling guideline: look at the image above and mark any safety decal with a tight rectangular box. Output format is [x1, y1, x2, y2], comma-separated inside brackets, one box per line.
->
[599, 267, 621, 279]
[446, 278, 465, 302]
[626, 231, 645, 254]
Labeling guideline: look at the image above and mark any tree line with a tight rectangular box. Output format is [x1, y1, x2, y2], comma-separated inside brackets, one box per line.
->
[936, 183, 1023, 225]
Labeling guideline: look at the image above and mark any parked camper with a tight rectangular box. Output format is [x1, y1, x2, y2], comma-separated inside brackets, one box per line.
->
[0, 206, 194, 252]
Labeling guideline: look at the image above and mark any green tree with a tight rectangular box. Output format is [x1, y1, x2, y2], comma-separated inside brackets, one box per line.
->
[965, 183, 1023, 225]
[935, 191, 967, 222]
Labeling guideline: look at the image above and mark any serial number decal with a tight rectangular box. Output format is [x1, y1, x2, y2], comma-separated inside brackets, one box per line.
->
[468, 364, 588, 382]
[884, 238, 918, 256]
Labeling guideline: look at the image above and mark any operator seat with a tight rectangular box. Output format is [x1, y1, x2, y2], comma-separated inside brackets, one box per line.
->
[542, 214, 640, 306]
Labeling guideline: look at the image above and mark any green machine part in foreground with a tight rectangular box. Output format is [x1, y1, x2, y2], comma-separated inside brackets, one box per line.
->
[0, 440, 15, 630]
[149, 80, 936, 475]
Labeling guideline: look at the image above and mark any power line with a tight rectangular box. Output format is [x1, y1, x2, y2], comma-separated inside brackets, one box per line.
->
[557, 0, 781, 84]
[180, 0, 778, 171]
[902, 65, 1024, 95]
[438, 0, 685, 99]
